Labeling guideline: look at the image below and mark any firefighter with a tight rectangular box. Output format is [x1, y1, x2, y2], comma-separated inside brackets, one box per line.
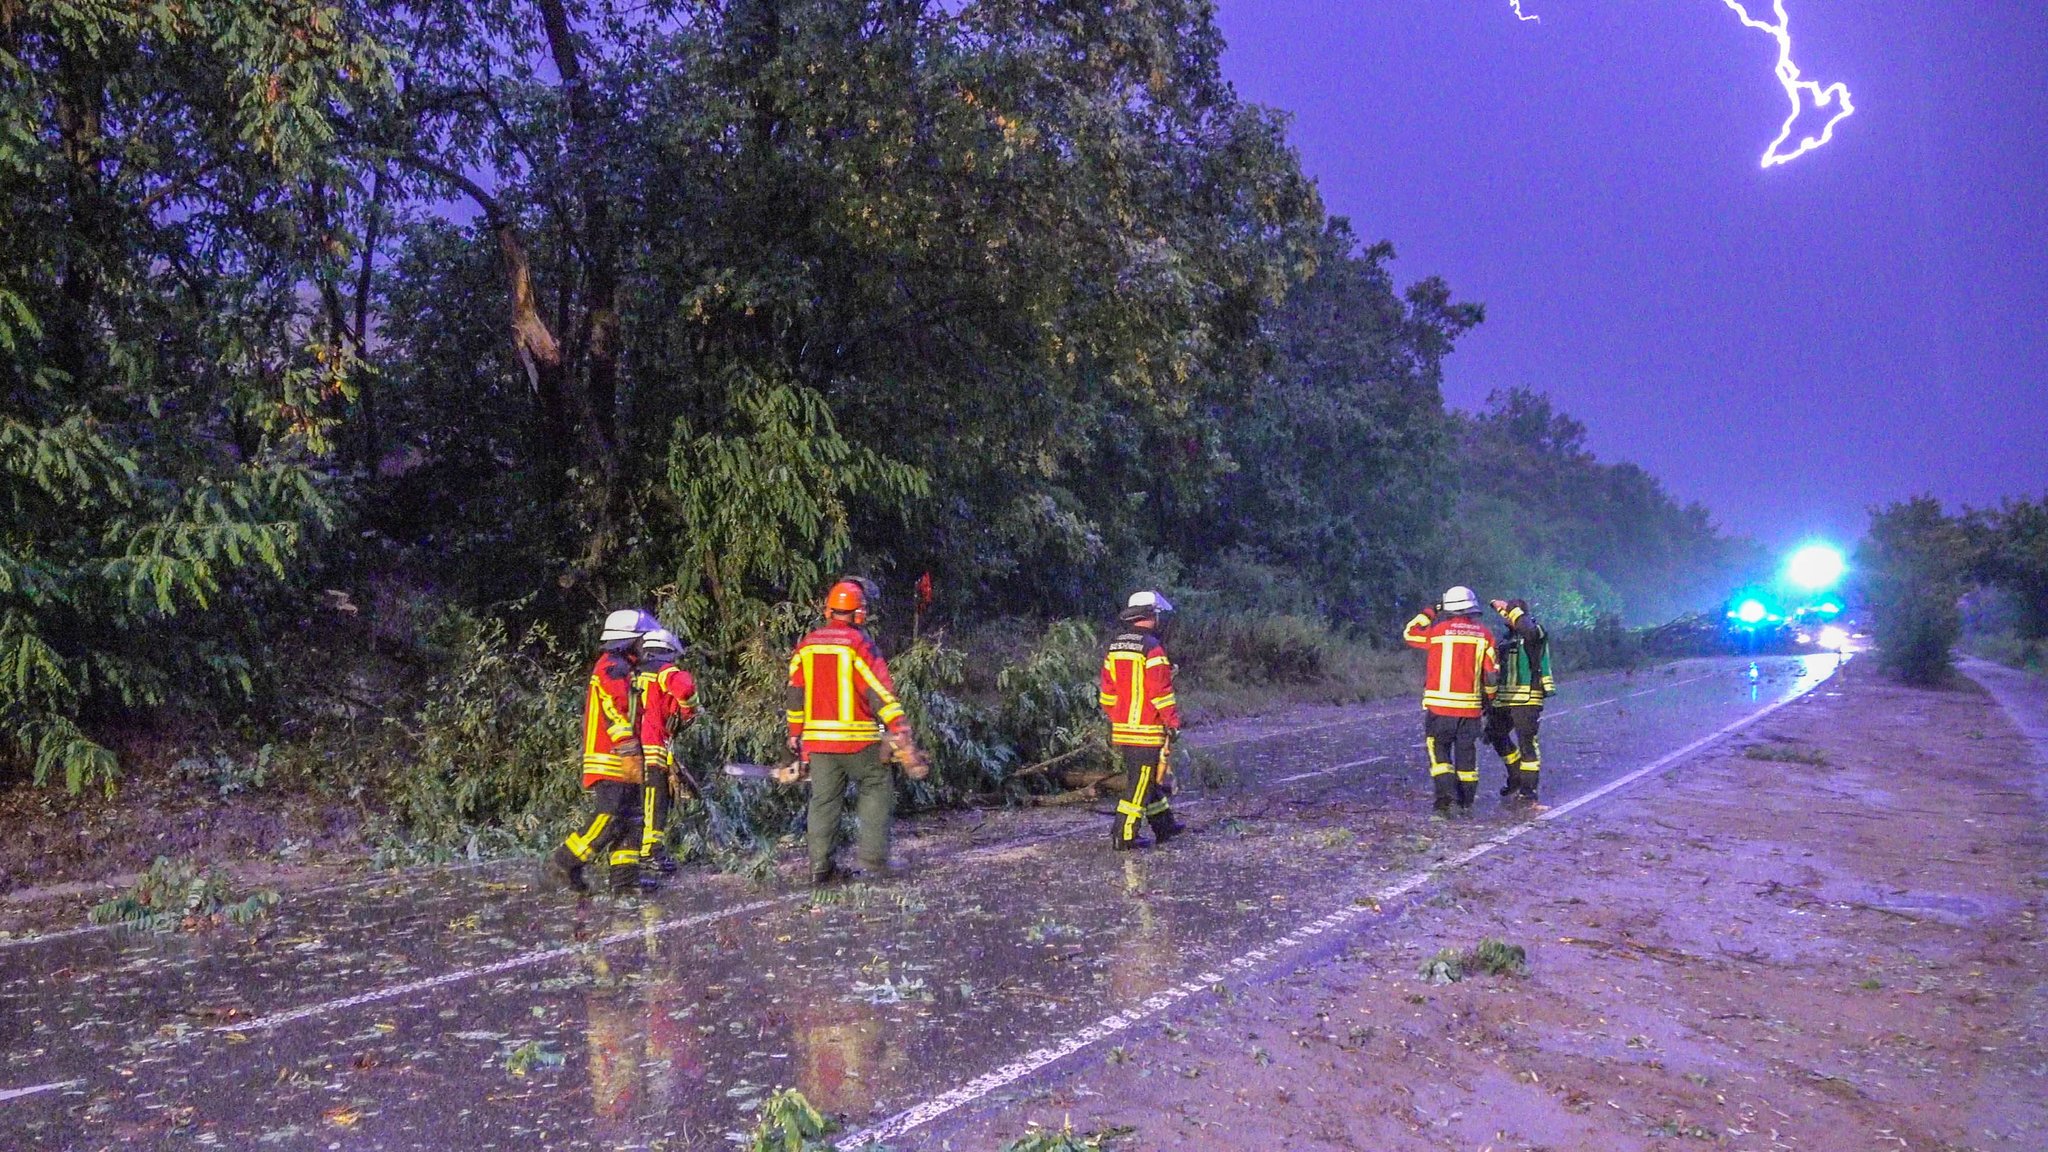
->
[636, 628, 701, 886]
[1100, 590, 1186, 851]
[1486, 598, 1554, 806]
[546, 609, 654, 895]
[1402, 587, 1500, 818]
[787, 580, 928, 886]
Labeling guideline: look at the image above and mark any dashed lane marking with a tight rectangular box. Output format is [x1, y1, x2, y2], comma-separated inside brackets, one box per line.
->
[209, 896, 796, 1034]
[836, 663, 1826, 1148]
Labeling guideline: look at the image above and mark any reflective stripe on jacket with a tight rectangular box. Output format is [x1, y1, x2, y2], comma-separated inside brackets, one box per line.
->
[1402, 609, 1499, 717]
[786, 625, 907, 753]
[583, 649, 641, 785]
[636, 662, 700, 769]
[1100, 629, 1181, 747]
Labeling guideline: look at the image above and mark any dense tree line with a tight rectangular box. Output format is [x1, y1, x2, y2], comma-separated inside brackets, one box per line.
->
[1861, 496, 2048, 684]
[4, 0, 1744, 793]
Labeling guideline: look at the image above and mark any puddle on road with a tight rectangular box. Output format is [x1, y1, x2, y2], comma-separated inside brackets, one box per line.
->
[0, 657, 1835, 1150]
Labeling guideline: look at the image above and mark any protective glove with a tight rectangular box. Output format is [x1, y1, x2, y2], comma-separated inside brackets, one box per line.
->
[771, 762, 804, 786]
[1489, 599, 1511, 617]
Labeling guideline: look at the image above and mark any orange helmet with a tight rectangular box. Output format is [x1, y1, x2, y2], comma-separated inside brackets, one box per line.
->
[825, 579, 867, 622]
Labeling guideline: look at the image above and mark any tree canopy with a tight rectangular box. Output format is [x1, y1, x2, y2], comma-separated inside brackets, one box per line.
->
[4, 0, 1750, 789]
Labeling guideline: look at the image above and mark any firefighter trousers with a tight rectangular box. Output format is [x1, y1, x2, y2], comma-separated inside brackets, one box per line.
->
[552, 780, 644, 892]
[1424, 713, 1481, 812]
[806, 745, 895, 876]
[1114, 744, 1178, 847]
[1485, 704, 1542, 798]
[641, 771, 676, 861]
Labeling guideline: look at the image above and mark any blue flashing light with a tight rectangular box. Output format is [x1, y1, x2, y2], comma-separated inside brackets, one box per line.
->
[1735, 598, 1768, 625]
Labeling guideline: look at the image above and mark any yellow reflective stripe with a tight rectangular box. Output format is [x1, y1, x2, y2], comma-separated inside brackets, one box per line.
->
[1143, 655, 1170, 669]
[1423, 692, 1483, 707]
[837, 649, 855, 724]
[584, 753, 628, 768]
[1457, 771, 1479, 782]
[608, 848, 640, 867]
[801, 720, 884, 736]
[593, 674, 631, 729]
[644, 745, 673, 768]
[1523, 760, 1541, 773]
[1149, 692, 1177, 709]
[784, 709, 804, 723]
[1098, 691, 1116, 707]
[876, 700, 905, 726]
[566, 813, 612, 859]
[1121, 761, 1153, 839]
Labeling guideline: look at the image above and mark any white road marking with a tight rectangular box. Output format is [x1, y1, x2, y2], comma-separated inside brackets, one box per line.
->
[836, 663, 1826, 1148]
[0, 1080, 82, 1105]
[1273, 755, 1387, 784]
[211, 896, 797, 1034]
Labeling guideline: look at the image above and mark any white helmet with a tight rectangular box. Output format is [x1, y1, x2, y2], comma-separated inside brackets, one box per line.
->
[1120, 589, 1175, 623]
[642, 628, 681, 656]
[600, 608, 651, 643]
[1440, 586, 1479, 614]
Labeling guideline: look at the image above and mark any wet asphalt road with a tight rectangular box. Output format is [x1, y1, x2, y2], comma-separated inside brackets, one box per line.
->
[0, 655, 1836, 1150]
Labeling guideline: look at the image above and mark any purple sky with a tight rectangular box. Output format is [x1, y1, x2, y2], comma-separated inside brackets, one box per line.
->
[1214, 0, 2047, 549]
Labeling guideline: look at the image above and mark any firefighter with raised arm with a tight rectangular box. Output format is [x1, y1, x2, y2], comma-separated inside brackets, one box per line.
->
[1402, 587, 1500, 819]
[546, 609, 654, 895]
[635, 628, 701, 887]
[1486, 598, 1555, 807]
[1100, 590, 1186, 851]
[786, 580, 927, 887]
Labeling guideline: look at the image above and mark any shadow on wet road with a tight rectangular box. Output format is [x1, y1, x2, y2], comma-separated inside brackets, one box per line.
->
[0, 655, 1836, 1149]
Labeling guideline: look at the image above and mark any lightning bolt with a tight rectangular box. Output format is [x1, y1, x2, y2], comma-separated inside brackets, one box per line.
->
[1502, 1, 1852, 167]
[1719, 0, 1855, 167]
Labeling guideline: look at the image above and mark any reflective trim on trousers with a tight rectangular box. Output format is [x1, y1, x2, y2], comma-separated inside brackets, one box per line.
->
[565, 813, 612, 863]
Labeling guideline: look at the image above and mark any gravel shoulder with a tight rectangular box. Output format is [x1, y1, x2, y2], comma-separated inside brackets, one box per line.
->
[938, 658, 2048, 1151]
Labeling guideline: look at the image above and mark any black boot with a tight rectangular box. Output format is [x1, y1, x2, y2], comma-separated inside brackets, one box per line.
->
[1432, 775, 1458, 818]
[607, 861, 641, 896]
[1149, 812, 1185, 846]
[543, 847, 590, 895]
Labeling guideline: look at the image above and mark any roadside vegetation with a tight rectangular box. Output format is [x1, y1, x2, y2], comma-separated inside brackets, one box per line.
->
[4, 0, 1751, 876]
[1859, 496, 2048, 684]
[87, 856, 279, 933]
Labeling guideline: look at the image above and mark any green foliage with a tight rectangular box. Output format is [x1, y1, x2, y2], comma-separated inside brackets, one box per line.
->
[370, 612, 587, 860]
[1743, 742, 1828, 765]
[0, 0, 389, 792]
[1001, 1123, 1133, 1152]
[664, 370, 928, 655]
[88, 856, 278, 932]
[744, 1088, 837, 1152]
[1467, 937, 1529, 977]
[501, 1040, 565, 1077]
[1418, 937, 1526, 983]
[1860, 498, 1972, 685]
[1417, 947, 1464, 985]
[1446, 390, 1756, 627]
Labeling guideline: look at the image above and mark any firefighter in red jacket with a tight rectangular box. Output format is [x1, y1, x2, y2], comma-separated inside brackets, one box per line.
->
[787, 580, 927, 886]
[547, 609, 654, 894]
[1402, 586, 1500, 818]
[636, 628, 700, 887]
[1100, 590, 1186, 850]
